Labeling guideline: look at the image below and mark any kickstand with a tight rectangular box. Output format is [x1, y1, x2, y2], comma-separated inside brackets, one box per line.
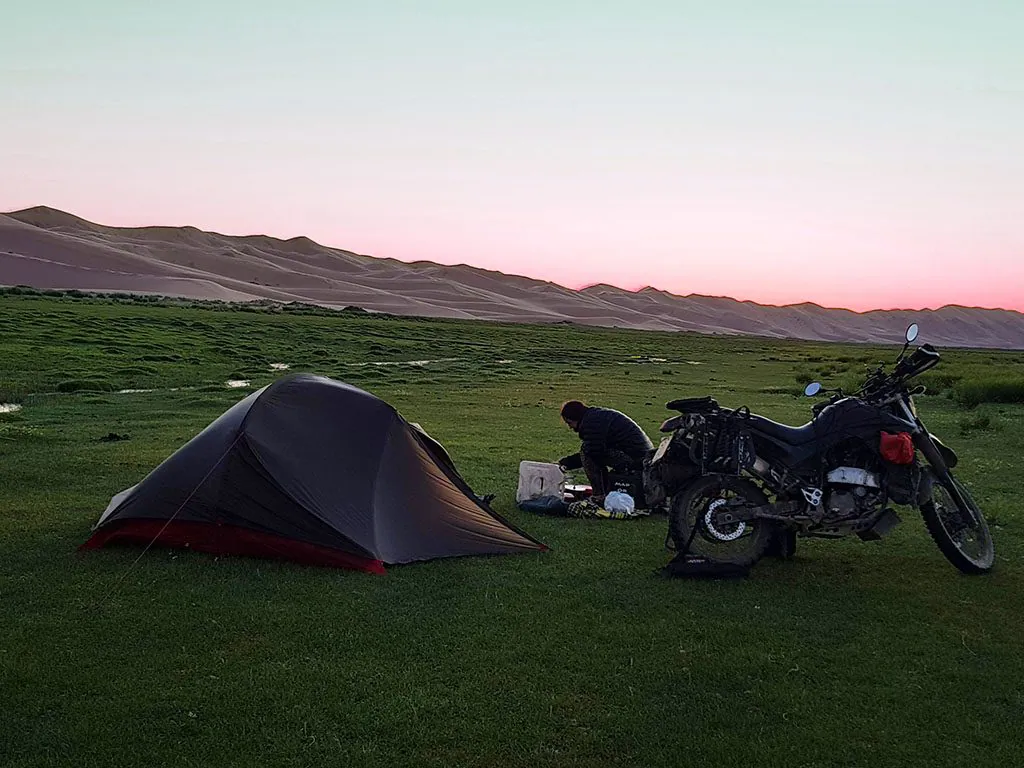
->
[674, 508, 703, 557]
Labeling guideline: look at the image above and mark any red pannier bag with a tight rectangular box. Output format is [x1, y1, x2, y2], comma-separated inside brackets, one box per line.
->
[880, 431, 915, 465]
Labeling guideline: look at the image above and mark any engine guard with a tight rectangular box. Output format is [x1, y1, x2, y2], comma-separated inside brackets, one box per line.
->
[855, 508, 902, 540]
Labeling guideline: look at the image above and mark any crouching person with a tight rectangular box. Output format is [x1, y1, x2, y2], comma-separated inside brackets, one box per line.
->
[558, 400, 653, 504]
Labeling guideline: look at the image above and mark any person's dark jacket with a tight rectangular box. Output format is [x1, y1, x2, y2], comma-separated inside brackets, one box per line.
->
[559, 407, 653, 469]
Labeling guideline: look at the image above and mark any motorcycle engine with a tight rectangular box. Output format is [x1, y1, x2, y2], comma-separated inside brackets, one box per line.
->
[824, 466, 884, 520]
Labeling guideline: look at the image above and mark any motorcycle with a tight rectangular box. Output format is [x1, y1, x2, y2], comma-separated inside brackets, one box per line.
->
[644, 324, 995, 574]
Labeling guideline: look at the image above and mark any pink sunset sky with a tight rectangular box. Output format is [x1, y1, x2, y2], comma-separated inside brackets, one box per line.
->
[3, 2, 1023, 312]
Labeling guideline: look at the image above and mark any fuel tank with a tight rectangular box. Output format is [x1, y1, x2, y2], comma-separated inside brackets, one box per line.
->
[749, 397, 912, 469]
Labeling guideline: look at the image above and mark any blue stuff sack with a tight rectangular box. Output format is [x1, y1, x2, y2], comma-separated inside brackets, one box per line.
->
[518, 495, 569, 516]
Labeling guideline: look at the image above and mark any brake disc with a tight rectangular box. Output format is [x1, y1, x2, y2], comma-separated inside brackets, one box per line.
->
[704, 498, 747, 542]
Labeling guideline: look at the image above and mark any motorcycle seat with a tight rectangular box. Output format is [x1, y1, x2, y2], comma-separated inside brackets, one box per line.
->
[747, 415, 820, 445]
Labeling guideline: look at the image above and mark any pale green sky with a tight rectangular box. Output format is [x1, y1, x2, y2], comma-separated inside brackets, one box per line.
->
[3, 1, 1023, 309]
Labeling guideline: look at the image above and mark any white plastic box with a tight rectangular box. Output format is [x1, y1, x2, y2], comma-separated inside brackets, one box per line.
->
[516, 461, 566, 503]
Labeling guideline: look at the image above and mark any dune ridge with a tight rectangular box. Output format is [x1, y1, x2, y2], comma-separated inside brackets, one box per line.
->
[2, 206, 1022, 348]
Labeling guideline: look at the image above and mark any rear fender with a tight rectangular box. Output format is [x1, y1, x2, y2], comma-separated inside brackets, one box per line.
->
[660, 415, 688, 433]
[666, 396, 718, 414]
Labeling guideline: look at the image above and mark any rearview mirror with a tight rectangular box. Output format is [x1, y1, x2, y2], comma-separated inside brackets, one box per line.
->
[905, 323, 919, 343]
[804, 382, 822, 397]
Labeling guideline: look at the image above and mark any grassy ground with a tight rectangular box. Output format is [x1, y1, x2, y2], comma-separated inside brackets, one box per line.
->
[2, 294, 1023, 768]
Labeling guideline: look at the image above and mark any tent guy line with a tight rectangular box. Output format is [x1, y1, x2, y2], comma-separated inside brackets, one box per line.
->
[98, 433, 244, 604]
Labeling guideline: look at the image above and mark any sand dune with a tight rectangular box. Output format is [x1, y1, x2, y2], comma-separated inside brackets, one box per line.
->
[2, 206, 1022, 349]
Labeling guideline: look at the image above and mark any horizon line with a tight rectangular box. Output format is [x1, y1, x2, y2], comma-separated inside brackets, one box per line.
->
[5, 203, 1022, 318]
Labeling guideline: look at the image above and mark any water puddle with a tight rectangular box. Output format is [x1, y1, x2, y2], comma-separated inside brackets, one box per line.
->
[269, 363, 290, 370]
[226, 380, 251, 388]
[346, 358, 460, 368]
[496, 359, 515, 364]
[0, 403, 22, 414]
[117, 389, 156, 394]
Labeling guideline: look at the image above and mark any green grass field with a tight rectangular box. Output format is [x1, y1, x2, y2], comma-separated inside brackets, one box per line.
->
[2, 293, 1023, 768]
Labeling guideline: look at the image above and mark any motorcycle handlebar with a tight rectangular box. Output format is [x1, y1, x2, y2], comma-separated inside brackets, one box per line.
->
[856, 345, 941, 401]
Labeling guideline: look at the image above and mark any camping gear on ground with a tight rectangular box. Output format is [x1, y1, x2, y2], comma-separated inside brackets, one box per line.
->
[81, 373, 546, 573]
[566, 499, 649, 520]
[603, 491, 635, 515]
[567, 499, 601, 518]
[565, 487, 598, 499]
[607, 468, 649, 508]
[563, 465, 655, 511]
[518, 495, 570, 515]
[519, 495, 648, 519]
[563, 483, 593, 502]
[516, 461, 566, 504]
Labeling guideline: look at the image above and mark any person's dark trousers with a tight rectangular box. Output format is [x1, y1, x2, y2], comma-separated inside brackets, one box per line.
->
[581, 449, 637, 498]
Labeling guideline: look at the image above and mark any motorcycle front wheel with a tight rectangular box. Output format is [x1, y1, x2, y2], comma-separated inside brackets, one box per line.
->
[920, 470, 994, 574]
[668, 475, 775, 567]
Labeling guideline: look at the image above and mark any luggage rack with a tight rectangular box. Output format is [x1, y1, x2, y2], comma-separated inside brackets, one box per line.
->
[678, 403, 757, 476]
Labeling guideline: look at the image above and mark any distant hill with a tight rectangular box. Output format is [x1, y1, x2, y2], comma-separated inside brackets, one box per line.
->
[2, 206, 1022, 348]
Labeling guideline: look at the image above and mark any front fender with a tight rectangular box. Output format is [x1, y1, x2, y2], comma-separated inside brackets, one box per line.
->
[929, 432, 959, 469]
[914, 432, 976, 524]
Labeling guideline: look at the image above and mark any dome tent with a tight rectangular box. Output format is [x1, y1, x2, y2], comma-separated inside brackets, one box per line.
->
[82, 374, 546, 573]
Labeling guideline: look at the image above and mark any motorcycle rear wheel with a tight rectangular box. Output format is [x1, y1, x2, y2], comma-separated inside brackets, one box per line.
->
[920, 471, 994, 574]
[668, 475, 775, 567]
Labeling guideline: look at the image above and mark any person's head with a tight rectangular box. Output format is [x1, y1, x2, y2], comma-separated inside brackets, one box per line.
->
[560, 400, 587, 431]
